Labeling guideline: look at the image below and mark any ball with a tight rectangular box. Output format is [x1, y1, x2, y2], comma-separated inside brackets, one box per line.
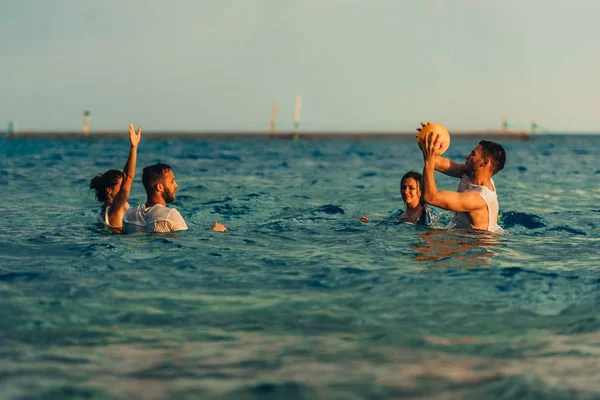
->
[417, 123, 451, 155]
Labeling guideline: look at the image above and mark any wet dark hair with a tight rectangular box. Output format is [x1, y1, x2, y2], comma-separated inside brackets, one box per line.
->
[90, 170, 123, 202]
[479, 140, 506, 174]
[142, 163, 172, 192]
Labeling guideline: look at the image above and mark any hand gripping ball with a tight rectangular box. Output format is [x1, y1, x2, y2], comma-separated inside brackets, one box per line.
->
[417, 123, 451, 155]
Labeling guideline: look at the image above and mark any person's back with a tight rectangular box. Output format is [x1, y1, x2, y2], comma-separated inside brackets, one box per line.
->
[123, 203, 188, 233]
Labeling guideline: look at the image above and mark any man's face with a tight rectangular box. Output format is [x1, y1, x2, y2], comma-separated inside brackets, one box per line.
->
[465, 145, 486, 175]
[161, 170, 178, 203]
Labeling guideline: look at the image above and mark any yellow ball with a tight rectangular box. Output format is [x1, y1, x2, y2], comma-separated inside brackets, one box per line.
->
[417, 123, 451, 155]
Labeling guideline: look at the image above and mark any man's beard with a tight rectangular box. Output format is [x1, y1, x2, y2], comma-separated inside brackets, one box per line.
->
[465, 162, 474, 177]
[162, 188, 175, 203]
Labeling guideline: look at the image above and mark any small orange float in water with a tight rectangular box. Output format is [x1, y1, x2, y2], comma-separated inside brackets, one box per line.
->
[417, 123, 451, 155]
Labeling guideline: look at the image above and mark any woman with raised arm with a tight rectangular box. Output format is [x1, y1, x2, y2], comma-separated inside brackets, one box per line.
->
[90, 122, 142, 230]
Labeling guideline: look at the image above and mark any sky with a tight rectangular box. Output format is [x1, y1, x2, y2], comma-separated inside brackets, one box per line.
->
[1, 0, 599, 133]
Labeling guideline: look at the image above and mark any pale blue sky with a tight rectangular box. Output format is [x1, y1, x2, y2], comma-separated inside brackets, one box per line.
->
[1, 0, 599, 132]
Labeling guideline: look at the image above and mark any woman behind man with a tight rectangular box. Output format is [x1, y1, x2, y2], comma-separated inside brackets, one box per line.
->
[360, 171, 432, 226]
[90, 123, 142, 230]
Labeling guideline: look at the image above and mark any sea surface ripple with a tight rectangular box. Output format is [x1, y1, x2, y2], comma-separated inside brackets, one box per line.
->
[0, 135, 599, 399]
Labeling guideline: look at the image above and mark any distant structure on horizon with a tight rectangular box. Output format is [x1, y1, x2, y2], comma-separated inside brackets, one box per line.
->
[83, 110, 91, 135]
[269, 100, 277, 135]
[7, 121, 16, 138]
[502, 115, 509, 135]
[500, 114, 533, 138]
[292, 94, 302, 141]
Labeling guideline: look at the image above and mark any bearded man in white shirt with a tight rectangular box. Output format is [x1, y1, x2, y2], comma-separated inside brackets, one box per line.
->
[123, 163, 226, 233]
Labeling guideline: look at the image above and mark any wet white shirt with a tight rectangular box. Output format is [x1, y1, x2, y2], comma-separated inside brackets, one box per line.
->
[449, 175, 501, 232]
[123, 204, 188, 233]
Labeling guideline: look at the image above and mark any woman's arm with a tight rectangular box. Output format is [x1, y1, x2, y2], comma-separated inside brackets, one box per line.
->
[109, 123, 141, 221]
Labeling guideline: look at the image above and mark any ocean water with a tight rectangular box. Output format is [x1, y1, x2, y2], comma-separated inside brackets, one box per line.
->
[1, 134, 599, 399]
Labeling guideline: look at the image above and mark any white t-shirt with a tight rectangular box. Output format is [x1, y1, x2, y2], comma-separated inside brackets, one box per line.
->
[449, 175, 501, 232]
[123, 204, 188, 233]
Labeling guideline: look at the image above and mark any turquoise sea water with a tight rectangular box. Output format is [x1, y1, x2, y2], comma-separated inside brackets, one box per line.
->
[1, 135, 599, 399]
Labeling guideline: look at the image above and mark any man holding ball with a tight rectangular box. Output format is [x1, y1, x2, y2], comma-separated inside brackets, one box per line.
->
[417, 122, 506, 233]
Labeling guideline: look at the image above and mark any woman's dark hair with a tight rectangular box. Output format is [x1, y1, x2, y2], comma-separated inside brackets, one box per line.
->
[90, 169, 123, 202]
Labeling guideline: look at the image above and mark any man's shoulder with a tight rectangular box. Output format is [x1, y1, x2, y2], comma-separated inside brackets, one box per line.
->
[144, 204, 175, 219]
[143, 204, 184, 221]
[164, 207, 188, 230]
[164, 207, 185, 221]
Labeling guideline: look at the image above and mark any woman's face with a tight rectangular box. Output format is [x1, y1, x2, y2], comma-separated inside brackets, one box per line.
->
[401, 177, 421, 208]
[106, 177, 123, 202]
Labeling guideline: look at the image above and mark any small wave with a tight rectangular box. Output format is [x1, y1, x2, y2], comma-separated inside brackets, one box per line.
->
[218, 153, 242, 161]
[232, 382, 315, 399]
[202, 196, 233, 205]
[359, 171, 377, 178]
[498, 267, 560, 279]
[310, 205, 345, 215]
[346, 150, 374, 157]
[500, 211, 546, 229]
[184, 184, 207, 192]
[183, 154, 207, 160]
[0, 272, 43, 282]
[213, 203, 251, 216]
[148, 238, 183, 248]
[45, 153, 64, 161]
[547, 226, 586, 236]
[173, 195, 195, 202]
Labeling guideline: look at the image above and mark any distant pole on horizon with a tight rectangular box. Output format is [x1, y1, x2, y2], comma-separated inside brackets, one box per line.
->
[269, 100, 278, 135]
[293, 93, 302, 141]
[502, 114, 509, 136]
[7, 121, 16, 138]
[531, 120, 537, 135]
[83, 110, 91, 135]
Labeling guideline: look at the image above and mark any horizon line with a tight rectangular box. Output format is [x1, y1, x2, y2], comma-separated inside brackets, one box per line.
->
[4, 129, 540, 141]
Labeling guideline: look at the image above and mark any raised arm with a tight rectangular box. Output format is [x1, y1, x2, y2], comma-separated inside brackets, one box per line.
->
[110, 123, 142, 213]
[432, 156, 466, 178]
[417, 122, 465, 178]
[423, 161, 484, 212]
[420, 132, 485, 212]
